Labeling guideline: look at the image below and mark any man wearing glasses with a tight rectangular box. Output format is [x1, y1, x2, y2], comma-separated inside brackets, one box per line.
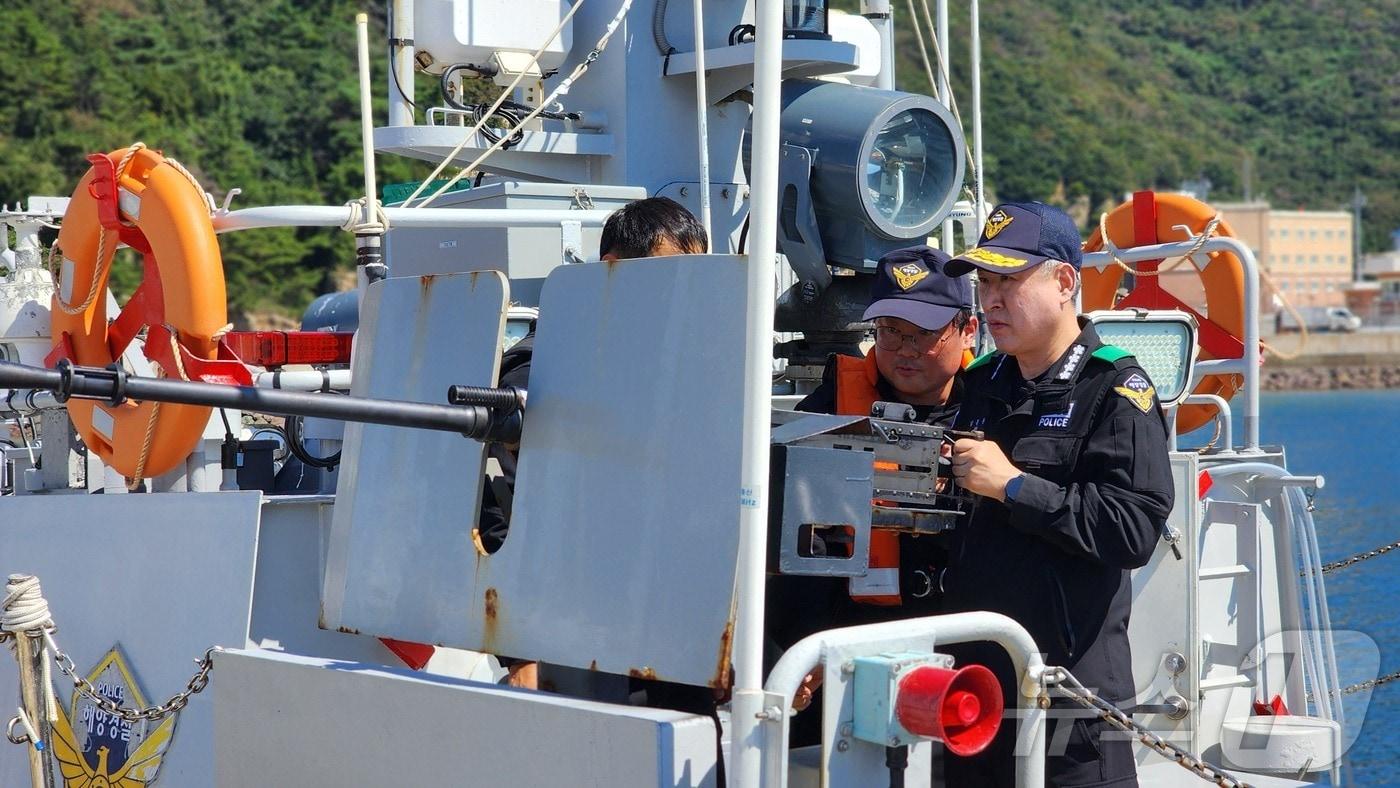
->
[794, 245, 977, 427]
[769, 246, 976, 733]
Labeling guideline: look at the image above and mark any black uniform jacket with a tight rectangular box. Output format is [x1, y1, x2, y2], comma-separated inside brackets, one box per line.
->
[945, 321, 1173, 703]
[476, 329, 535, 554]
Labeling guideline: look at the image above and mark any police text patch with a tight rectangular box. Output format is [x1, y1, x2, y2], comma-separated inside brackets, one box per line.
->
[1113, 372, 1156, 413]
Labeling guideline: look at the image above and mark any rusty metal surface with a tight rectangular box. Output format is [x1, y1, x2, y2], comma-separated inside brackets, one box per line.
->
[477, 255, 750, 686]
[321, 271, 506, 639]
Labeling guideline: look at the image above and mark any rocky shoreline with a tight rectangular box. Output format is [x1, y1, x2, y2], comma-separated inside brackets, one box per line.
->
[1262, 365, 1400, 391]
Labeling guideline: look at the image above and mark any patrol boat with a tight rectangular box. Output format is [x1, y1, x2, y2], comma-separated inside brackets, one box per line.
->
[0, 1, 1363, 785]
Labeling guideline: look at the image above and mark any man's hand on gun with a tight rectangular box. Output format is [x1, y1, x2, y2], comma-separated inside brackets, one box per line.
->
[950, 431, 1021, 502]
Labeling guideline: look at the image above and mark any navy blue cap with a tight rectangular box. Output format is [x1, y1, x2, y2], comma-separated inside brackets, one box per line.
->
[862, 246, 974, 331]
[945, 202, 1083, 277]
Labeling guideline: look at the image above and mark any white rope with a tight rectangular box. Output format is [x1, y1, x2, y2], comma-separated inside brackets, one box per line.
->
[341, 197, 391, 234]
[401, 0, 590, 208]
[1097, 210, 1221, 280]
[163, 156, 218, 215]
[413, 0, 634, 209]
[52, 143, 147, 316]
[906, 0, 981, 188]
[904, 0, 939, 97]
[0, 576, 53, 636]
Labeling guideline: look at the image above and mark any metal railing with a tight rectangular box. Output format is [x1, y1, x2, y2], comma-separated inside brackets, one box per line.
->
[1082, 236, 1262, 451]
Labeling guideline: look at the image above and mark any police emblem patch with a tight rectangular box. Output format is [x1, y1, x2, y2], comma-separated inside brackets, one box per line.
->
[49, 646, 178, 787]
[983, 209, 1014, 239]
[1113, 372, 1157, 413]
[892, 262, 930, 290]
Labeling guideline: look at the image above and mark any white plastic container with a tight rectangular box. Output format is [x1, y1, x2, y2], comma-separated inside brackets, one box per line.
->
[413, 0, 573, 75]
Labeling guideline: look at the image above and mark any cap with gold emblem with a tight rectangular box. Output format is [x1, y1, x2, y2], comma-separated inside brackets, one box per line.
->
[863, 246, 974, 331]
[945, 201, 1083, 277]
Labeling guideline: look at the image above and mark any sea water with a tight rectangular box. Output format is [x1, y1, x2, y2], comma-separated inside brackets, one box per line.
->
[1216, 390, 1400, 785]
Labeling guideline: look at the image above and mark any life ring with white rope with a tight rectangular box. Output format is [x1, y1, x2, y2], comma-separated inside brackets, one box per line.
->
[47, 145, 235, 482]
[1082, 191, 1250, 435]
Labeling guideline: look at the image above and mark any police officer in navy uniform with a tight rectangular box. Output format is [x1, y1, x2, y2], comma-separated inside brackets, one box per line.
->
[769, 246, 976, 741]
[941, 202, 1174, 787]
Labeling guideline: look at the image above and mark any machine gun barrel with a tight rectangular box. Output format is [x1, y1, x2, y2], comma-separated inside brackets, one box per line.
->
[0, 360, 522, 443]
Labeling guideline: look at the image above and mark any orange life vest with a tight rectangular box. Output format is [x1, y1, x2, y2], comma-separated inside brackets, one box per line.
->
[831, 349, 973, 605]
[832, 352, 903, 605]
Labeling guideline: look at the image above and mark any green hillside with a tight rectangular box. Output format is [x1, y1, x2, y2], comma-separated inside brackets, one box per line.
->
[1, 0, 1395, 319]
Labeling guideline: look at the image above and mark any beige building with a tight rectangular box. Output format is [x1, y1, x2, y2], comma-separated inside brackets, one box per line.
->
[1154, 202, 1353, 319]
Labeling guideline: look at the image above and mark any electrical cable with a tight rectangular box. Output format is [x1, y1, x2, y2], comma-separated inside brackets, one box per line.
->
[387, 10, 417, 111]
[652, 0, 677, 55]
[438, 64, 582, 150]
[285, 412, 342, 470]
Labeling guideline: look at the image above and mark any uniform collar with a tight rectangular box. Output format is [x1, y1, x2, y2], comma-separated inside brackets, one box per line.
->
[981, 319, 1103, 409]
[1042, 319, 1105, 385]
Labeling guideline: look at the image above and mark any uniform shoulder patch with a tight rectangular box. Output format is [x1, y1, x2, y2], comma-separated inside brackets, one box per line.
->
[1091, 345, 1133, 364]
[965, 350, 1001, 371]
[1113, 371, 1157, 413]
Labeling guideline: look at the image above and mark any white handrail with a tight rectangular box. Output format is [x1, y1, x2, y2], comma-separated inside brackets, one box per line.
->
[1082, 236, 1261, 450]
[765, 613, 1047, 788]
[727, 0, 783, 783]
[691, 0, 713, 250]
[212, 206, 614, 233]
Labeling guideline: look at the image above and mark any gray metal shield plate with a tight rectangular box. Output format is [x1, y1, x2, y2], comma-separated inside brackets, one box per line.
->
[0, 491, 263, 788]
[321, 271, 507, 637]
[322, 255, 748, 688]
[479, 255, 748, 686]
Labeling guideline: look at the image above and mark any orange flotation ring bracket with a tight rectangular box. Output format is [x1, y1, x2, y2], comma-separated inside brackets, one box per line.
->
[1082, 191, 1252, 435]
[45, 145, 252, 481]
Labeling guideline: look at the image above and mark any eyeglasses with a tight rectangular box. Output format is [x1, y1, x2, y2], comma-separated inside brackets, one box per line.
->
[873, 322, 956, 353]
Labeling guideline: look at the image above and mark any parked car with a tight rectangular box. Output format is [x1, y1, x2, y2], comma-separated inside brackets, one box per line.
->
[1276, 305, 1363, 333]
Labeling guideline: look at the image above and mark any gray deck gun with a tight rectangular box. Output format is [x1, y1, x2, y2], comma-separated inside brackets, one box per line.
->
[0, 359, 525, 444]
[768, 403, 973, 579]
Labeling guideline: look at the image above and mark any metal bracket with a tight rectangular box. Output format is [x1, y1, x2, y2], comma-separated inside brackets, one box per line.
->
[776, 143, 832, 302]
[570, 188, 596, 210]
[560, 220, 585, 264]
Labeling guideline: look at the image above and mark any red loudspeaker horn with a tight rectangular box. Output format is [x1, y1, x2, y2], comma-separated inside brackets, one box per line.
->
[894, 664, 1004, 756]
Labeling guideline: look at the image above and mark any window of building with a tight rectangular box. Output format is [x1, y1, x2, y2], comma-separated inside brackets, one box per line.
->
[1327, 283, 1336, 292]
[1313, 281, 1321, 292]
[1311, 255, 1319, 264]
[1279, 281, 1289, 291]
[1325, 229, 1334, 239]
[1280, 228, 1289, 239]
[1310, 230, 1319, 240]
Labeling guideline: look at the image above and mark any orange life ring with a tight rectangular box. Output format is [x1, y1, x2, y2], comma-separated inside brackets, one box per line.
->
[48, 146, 229, 480]
[1083, 191, 1249, 435]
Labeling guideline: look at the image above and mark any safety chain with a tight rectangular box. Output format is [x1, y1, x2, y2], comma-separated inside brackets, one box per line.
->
[1306, 669, 1400, 704]
[1, 576, 218, 725]
[41, 630, 218, 723]
[1312, 538, 1400, 575]
[1044, 667, 1255, 788]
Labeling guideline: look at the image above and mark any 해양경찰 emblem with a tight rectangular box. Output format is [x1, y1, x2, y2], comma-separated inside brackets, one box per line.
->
[1113, 372, 1157, 413]
[49, 646, 178, 788]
